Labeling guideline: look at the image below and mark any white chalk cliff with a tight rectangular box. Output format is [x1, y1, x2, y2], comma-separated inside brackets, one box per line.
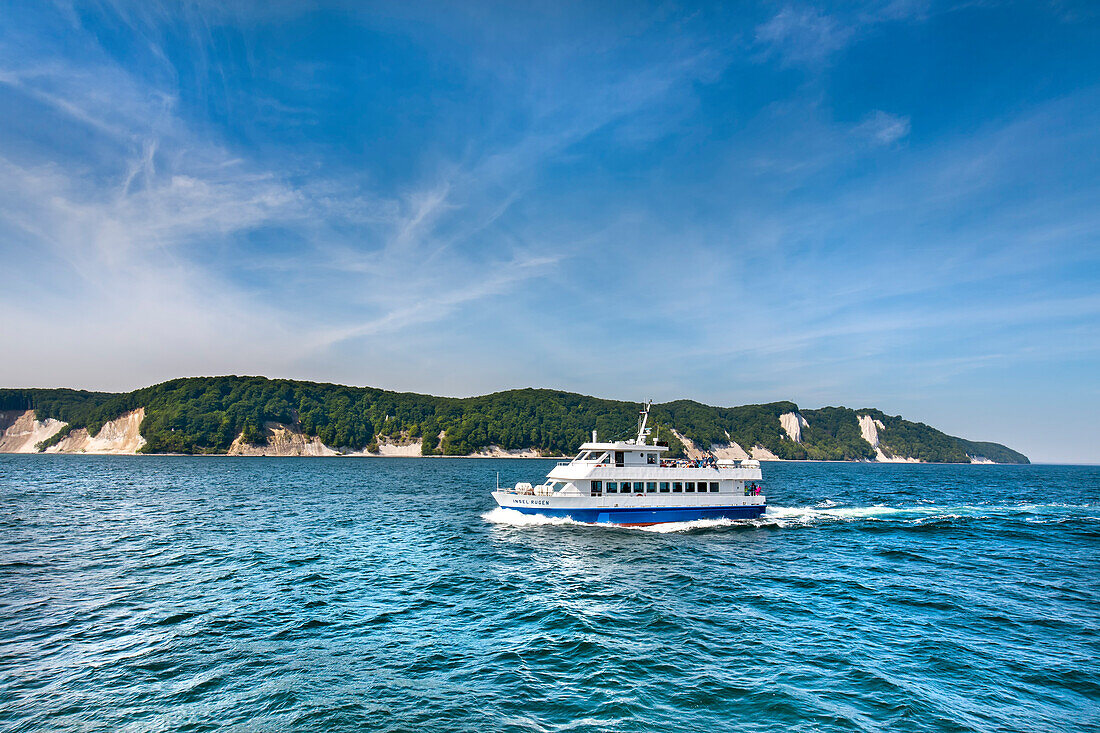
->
[779, 412, 809, 443]
[343, 435, 424, 456]
[228, 422, 338, 456]
[857, 414, 920, 463]
[751, 445, 780, 460]
[673, 428, 778, 461]
[670, 428, 705, 459]
[468, 445, 544, 458]
[711, 432, 751, 460]
[858, 414, 883, 449]
[0, 410, 67, 452]
[227, 423, 434, 456]
[46, 409, 147, 454]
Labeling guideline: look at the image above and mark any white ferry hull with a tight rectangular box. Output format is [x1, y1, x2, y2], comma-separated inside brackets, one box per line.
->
[492, 492, 766, 525]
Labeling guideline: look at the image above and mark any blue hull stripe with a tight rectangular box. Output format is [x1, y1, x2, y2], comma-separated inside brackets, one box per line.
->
[501, 504, 766, 524]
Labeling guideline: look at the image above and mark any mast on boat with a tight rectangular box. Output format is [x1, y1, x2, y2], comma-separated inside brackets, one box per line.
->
[636, 400, 653, 444]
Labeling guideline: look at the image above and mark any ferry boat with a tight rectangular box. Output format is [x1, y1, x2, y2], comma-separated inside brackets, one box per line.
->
[491, 402, 766, 525]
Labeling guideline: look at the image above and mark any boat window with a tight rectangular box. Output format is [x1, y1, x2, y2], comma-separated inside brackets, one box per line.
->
[709, 482, 720, 493]
[659, 482, 670, 493]
[672, 482, 683, 493]
[646, 482, 657, 493]
[590, 452, 609, 463]
[685, 482, 695, 493]
[591, 480, 602, 496]
[633, 482, 644, 493]
[599, 453, 611, 464]
[614, 451, 624, 467]
[647, 453, 656, 465]
[606, 482, 618, 493]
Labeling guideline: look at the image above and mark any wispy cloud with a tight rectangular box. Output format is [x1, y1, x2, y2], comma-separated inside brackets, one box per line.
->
[755, 6, 854, 67]
[755, 1, 933, 68]
[314, 252, 562, 345]
[0, 1, 725, 389]
[854, 110, 911, 145]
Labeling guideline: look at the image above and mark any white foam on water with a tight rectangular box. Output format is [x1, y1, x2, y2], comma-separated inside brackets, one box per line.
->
[482, 507, 585, 527]
[482, 508, 756, 533]
[767, 504, 906, 522]
[765, 502, 1099, 527]
[633, 517, 742, 533]
[484, 503, 1099, 532]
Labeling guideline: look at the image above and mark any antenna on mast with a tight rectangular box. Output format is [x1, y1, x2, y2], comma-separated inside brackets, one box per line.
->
[636, 400, 652, 444]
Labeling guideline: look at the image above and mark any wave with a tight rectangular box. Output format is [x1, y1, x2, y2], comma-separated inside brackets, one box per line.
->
[482, 507, 747, 533]
[636, 518, 741, 533]
[482, 507, 586, 527]
[765, 502, 1097, 527]
[483, 503, 1098, 533]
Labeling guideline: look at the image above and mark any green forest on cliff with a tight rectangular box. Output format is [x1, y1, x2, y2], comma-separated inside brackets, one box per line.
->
[0, 376, 1029, 462]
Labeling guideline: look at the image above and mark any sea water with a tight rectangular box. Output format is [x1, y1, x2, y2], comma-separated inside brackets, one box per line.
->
[0, 456, 1097, 732]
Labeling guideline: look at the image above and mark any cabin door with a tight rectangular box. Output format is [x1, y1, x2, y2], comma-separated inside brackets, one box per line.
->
[614, 451, 624, 467]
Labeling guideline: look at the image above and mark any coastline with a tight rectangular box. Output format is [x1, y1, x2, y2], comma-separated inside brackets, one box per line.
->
[0, 452, 1039, 465]
[1, 380, 1031, 464]
[0, 403, 1028, 464]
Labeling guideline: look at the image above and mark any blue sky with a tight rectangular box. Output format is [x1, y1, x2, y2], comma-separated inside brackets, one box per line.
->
[1, 1, 1097, 462]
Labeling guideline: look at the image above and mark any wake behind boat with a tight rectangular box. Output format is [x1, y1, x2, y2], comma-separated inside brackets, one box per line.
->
[491, 402, 766, 525]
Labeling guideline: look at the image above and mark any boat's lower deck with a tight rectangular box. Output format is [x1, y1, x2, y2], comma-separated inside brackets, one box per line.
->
[497, 502, 766, 525]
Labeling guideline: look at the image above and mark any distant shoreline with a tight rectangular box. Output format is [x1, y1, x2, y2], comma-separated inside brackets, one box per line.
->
[0, 452, 1045, 465]
[1, 377, 1030, 464]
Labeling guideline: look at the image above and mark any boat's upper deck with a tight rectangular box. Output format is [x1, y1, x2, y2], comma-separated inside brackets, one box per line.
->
[547, 441, 762, 481]
[539, 402, 764, 482]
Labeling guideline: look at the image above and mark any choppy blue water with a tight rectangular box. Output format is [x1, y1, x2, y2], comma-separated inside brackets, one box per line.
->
[1, 457, 1097, 732]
